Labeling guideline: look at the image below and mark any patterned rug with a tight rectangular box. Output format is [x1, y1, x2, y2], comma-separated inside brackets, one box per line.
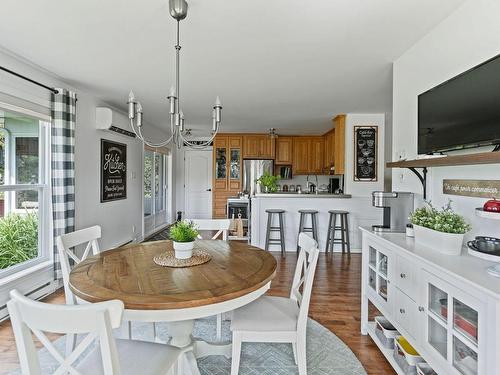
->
[9, 316, 366, 375]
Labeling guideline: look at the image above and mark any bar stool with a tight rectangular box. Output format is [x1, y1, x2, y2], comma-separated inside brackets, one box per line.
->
[296, 209, 318, 252]
[325, 210, 351, 254]
[265, 209, 286, 256]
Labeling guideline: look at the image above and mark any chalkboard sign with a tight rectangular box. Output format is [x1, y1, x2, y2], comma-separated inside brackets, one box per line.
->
[101, 139, 127, 202]
[354, 126, 378, 181]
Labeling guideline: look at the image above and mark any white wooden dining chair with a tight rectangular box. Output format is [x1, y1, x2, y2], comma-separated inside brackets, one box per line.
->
[7, 290, 184, 375]
[190, 219, 230, 241]
[189, 219, 231, 341]
[56, 226, 156, 352]
[230, 233, 320, 375]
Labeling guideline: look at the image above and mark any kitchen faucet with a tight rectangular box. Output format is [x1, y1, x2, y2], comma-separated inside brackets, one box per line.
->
[306, 175, 319, 194]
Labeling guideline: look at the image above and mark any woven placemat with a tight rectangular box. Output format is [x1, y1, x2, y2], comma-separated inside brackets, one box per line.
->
[153, 249, 212, 268]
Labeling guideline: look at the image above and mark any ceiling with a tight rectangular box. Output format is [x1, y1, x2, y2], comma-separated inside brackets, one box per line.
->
[0, 0, 464, 135]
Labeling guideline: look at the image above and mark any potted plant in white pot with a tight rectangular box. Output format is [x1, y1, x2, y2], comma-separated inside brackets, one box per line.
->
[410, 201, 471, 256]
[169, 220, 199, 259]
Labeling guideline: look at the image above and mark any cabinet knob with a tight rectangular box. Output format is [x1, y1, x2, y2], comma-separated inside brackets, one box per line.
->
[400, 273, 406, 279]
[418, 306, 425, 312]
[399, 308, 405, 314]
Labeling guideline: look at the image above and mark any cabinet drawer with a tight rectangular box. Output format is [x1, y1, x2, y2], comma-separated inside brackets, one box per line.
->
[396, 256, 416, 300]
[395, 288, 418, 340]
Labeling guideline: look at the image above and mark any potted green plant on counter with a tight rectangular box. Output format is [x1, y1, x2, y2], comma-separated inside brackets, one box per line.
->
[169, 220, 199, 259]
[256, 171, 280, 193]
[410, 201, 471, 255]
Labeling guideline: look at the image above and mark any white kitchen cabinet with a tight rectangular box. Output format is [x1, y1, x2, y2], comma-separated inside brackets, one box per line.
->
[361, 228, 500, 375]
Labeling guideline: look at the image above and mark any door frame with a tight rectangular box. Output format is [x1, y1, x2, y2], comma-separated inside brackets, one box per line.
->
[184, 149, 213, 219]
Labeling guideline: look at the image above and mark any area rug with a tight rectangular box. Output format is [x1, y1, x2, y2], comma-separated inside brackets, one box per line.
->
[9, 317, 367, 375]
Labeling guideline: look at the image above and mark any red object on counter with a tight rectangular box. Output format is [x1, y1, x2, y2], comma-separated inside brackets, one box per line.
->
[441, 305, 478, 340]
[484, 198, 500, 212]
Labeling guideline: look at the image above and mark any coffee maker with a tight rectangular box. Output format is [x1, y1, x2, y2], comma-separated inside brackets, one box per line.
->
[372, 191, 414, 233]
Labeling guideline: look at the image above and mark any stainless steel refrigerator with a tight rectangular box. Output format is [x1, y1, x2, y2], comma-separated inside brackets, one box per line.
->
[243, 159, 274, 195]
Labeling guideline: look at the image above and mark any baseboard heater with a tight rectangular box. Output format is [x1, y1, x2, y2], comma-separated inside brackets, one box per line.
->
[0, 281, 56, 322]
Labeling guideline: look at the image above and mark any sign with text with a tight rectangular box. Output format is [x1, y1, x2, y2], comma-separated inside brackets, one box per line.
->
[354, 126, 378, 181]
[443, 179, 500, 198]
[101, 139, 127, 202]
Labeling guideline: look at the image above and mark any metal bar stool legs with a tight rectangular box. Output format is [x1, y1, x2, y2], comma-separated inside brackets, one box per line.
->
[296, 210, 319, 253]
[325, 210, 351, 254]
[265, 209, 286, 256]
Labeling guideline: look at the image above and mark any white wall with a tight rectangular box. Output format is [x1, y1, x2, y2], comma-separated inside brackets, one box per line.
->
[0, 48, 170, 250]
[344, 113, 386, 197]
[392, 0, 500, 241]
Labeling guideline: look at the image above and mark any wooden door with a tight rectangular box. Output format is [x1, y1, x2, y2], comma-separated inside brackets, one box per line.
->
[333, 115, 346, 174]
[213, 136, 228, 191]
[259, 136, 275, 159]
[243, 135, 261, 158]
[324, 130, 335, 172]
[275, 137, 293, 164]
[309, 137, 325, 174]
[292, 137, 310, 175]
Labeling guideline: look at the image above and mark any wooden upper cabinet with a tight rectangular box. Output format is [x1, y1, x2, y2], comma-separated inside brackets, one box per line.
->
[333, 115, 346, 174]
[292, 137, 311, 175]
[275, 137, 293, 164]
[324, 130, 335, 172]
[309, 137, 325, 174]
[243, 135, 275, 159]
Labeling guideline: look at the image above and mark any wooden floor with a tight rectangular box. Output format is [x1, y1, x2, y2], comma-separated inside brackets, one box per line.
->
[0, 252, 393, 375]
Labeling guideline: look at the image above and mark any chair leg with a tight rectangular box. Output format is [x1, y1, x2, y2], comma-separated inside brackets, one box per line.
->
[128, 321, 132, 339]
[292, 343, 298, 365]
[344, 214, 351, 254]
[265, 213, 271, 251]
[231, 332, 242, 375]
[340, 214, 346, 253]
[325, 213, 332, 252]
[153, 322, 158, 342]
[216, 314, 222, 341]
[330, 214, 336, 254]
[65, 333, 77, 356]
[297, 213, 304, 252]
[296, 337, 307, 375]
[279, 213, 285, 257]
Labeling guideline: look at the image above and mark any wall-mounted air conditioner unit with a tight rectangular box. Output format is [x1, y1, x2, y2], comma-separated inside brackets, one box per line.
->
[96, 107, 136, 138]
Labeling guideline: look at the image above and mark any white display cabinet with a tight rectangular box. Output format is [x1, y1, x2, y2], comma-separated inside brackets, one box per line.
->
[361, 228, 499, 375]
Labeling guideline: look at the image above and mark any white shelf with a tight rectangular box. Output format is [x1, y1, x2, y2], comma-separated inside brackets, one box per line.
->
[475, 208, 500, 220]
[366, 322, 406, 375]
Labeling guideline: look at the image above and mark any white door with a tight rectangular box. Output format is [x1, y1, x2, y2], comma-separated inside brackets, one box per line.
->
[185, 150, 212, 219]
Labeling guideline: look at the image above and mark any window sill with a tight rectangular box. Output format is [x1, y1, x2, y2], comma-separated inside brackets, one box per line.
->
[0, 260, 53, 287]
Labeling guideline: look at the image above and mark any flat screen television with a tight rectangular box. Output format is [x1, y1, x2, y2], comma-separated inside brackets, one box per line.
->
[418, 54, 500, 154]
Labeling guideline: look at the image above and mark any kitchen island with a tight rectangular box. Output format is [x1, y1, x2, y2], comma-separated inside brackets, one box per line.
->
[250, 194, 382, 252]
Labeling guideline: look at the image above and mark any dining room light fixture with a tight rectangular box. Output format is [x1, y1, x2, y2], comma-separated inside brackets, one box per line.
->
[127, 0, 222, 149]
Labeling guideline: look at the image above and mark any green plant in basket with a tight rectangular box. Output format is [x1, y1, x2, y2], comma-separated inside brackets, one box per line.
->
[256, 171, 280, 193]
[169, 220, 199, 243]
[410, 201, 470, 234]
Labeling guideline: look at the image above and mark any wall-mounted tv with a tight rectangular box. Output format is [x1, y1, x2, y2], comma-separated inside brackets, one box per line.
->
[418, 54, 500, 154]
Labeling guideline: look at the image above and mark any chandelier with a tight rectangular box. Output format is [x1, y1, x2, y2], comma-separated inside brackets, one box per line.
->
[127, 0, 222, 149]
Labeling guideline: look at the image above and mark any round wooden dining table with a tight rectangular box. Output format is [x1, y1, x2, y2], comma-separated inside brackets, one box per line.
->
[69, 239, 277, 375]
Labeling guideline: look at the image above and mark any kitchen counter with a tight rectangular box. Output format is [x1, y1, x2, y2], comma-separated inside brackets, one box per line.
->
[250, 195, 381, 252]
[254, 193, 352, 198]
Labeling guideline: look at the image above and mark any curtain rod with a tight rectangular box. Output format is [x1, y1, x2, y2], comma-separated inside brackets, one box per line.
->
[0, 65, 59, 95]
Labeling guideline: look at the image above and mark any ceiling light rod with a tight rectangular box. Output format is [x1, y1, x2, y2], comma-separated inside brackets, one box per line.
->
[127, 0, 222, 149]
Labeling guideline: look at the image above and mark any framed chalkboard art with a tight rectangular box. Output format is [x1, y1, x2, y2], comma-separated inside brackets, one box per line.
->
[100, 139, 127, 202]
[354, 126, 378, 181]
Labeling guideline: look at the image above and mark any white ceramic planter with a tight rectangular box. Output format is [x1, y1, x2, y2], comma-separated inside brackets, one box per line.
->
[413, 224, 465, 256]
[173, 241, 194, 259]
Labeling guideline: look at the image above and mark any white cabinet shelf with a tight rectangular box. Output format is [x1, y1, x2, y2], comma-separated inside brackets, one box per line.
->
[361, 228, 500, 375]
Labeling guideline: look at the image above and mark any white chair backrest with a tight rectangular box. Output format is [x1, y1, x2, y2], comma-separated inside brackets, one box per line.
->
[56, 226, 101, 304]
[291, 233, 320, 334]
[190, 219, 230, 241]
[7, 290, 123, 375]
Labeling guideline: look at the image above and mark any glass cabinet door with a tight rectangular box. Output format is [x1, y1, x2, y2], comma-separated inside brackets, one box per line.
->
[366, 246, 390, 304]
[215, 147, 227, 179]
[230, 148, 241, 179]
[423, 271, 481, 375]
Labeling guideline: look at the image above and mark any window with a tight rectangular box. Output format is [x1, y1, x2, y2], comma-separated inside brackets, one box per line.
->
[0, 110, 50, 277]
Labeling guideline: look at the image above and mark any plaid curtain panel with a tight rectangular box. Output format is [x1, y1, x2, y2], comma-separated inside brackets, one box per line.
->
[51, 89, 76, 280]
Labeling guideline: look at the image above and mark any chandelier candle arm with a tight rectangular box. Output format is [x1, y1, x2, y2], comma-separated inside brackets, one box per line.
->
[127, 0, 221, 150]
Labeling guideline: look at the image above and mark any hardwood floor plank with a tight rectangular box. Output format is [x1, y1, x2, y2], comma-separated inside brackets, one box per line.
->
[0, 252, 394, 375]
